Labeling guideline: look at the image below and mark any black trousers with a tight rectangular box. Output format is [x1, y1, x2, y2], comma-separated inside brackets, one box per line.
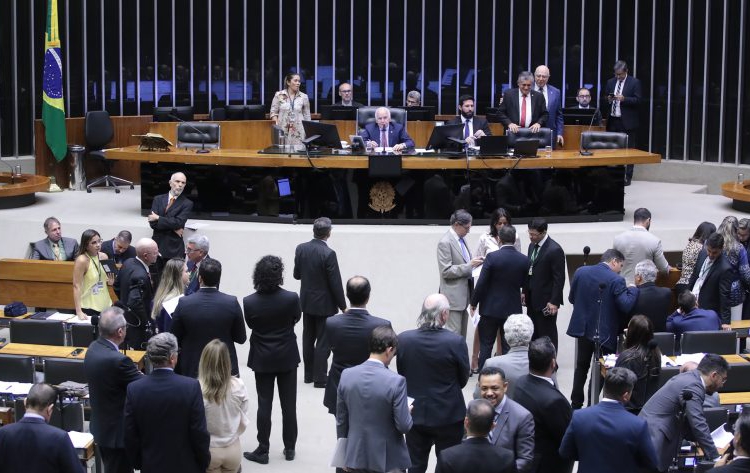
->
[478, 316, 509, 369]
[302, 313, 330, 383]
[254, 369, 298, 452]
[406, 422, 464, 473]
[528, 307, 559, 351]
[570, 337, 611, 409]
[98, 445, 133, 473]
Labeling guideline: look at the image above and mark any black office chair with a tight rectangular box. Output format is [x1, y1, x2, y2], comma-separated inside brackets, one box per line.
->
[653, 332, 677, 357]
[70, 324, 98, 347]
[43, 358, 88, 385]
[506, 127, 553, 147]
[703, 407, 729, 432]
[9, 319, 66, 346]
[580, 131, 629, 150]
[656, 365, 680, 389]
[85, 110, 135, 193]
[681, 330, 737, 355]
[719, 363, 750, 392]
[176, 122, 221, 149]
[356, 106, 407, 130]
[0, 354, 35, 382]
[209, 107, 227, 120]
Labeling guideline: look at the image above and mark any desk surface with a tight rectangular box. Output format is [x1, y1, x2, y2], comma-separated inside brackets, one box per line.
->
[0, 342, 146, 365]
[720, 392, 750, 405]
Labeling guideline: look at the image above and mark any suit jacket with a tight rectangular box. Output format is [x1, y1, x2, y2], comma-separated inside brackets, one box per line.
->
[445, 116, 493, 138]
[513, 374, 573, 473]
[149, 192, 193, 259]
[171, 287, 247, 377]
[184, 256, 210, 296]
[481, 346, 529, 399]
[114, 257, 154, 328]
[396, 327, 470, 426]
[639, 369, 719, 471]
[101, 238, 136, 264]
[324, 308, 392, 414]
[84, 337, 143, 449]
[666, 307, 722, 337]
[0, 416, 83, 473]
[497, 88, 549, 128]
[336, 359, 412, 473]
[567, 263, 639, 352]
[559, 400, 657, 473]
[293, 238, 346, 316]
[710, 458, 750, 473]
[437, 230, 474, 311]
[631, 282, 673, 332]
[489, 397, 535, 473]
[524, 237, 566, 312]
[30, 236, 79, 261]
[604, 75, 642, 131]
[335, 100, 365, 108]
[436, 437, 515, 473]
[537, 84, 564, 144]
[359, 122, 415, 148]
[613, 226, 670, 286]
[243, 287, 301, 373]
[472, 245, 529, 319]
[124, 369, 210, 473]
[688, 250, 735, 324]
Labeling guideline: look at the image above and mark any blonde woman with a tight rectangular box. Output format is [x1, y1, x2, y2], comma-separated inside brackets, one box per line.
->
[73, 229, 113, 321]
[198, 339, 250, 473]
[151, 258, 188, 333]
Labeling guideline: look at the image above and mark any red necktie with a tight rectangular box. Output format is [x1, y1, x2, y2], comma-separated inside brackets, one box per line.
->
[520, 95, 527, 127]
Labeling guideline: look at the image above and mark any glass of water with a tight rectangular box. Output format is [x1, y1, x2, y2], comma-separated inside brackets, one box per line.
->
[544, 145, 552, 158]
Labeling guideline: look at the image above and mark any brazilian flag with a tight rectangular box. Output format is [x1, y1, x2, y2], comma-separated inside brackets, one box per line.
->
[42, 0, 67, 162]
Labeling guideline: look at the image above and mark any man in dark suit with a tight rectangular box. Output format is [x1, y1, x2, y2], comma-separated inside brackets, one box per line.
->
[0, 383, 83, 473]
[324, 275, 391, 415]
[524, 218, 566, 350]
[84, 306, 143, 473]
[567, 248, 639, 409]
[171, 258, 247, 377]
[534, 65, 564, 147]
[688, 232, 735, 328]
[497, 71, 548, 134]
[445, 94, 492, 146]
[114, 238, 159, 350]
[639, 354, 728, 472]
[397, 293, 470, 473]
[293, 217, 347, 387]
[359, 106, 415, 152]
[559, 367, 658, 473]
[471, 225, 529, 367]
[148, 171, 193, 260]
[667, 291, 722, 343]
[435, 399, 515, 473]
[336, 326, 412, 473]
[712, 409, 750, 472]
[124, 333, 210, 473]
[335, 82, 364, 107]
[513, 337, 573, 473]
[605, 60, 642, 184]
[184, 234, 210, 296]
[631, 259, 673, 332]
[101, 230, 136, 264]
[30, 216, 79, 261]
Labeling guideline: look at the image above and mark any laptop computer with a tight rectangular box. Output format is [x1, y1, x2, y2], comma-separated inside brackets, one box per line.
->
[477, 135, 509, 157]
[513, 139, 540, 157]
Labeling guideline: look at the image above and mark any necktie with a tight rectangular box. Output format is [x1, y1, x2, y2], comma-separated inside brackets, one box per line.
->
[464, 119, 471, 139]
[380, 127, 388, 148]
[520, 94, 528, 127]
[166, 196, 175, 211]
[530, 244, 540, 264]
[612, 80, 623, 116]
[459, 237, 470, 262]
[52, 242, 61, 261]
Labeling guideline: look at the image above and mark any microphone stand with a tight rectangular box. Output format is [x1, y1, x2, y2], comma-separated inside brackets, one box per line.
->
[169, 114, 211, 154]
[300, 135, 320, 171]
[579, 108, 601, 156]
[0, 159, 18, 184]
[668, 390, 694, 472]
[588, 282, 606, 405]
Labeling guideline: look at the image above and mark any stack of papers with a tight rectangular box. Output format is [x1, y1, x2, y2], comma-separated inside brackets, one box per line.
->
[67, 431, 94, 449]
[0, 382, 33, 396]
[46, 313, 92, 324]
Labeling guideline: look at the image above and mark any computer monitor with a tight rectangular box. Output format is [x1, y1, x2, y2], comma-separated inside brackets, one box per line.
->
[301, 120, 343, 149]
[563, 107, 600, 126]
[320, 105, 358, 120]
[152, 106, 194, 122]
[400, 106, 436, 121]
[426, 124, 464, 151]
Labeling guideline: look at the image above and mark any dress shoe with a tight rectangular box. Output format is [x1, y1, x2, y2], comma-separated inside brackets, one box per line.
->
[304, 377, 313, 384]
[283, 448, 296, 461]
[244, 449, 269, 464]
[314, 382, 327, 388]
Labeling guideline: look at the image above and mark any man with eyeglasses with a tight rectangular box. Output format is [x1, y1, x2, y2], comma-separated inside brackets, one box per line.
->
[336, 82, 364, 108]
[115, 238, 159, 349]
[184, 234, 210, 295]
[406, 90, 422, 107]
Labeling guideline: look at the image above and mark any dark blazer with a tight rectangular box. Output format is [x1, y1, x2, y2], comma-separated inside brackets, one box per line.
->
[559, 400, 657, 473]
[30, 236, 79, 261]
[101, 238, 136, 264]
[124, 369, 210, 473]
[114, 257, 154, 327]
[445, 116, 493, 137]
[335, 100, 365, 108]
[243, 287, 301, 373]
[525, 237, 566, 311]
[171, 287, 247, 377]
[396, 327, 470, 426]
[0, 416, 83, 473]
[513, 374, 574, 473]
[472, 246, 529, 319]
[184, 257, 208, 296]
[538, 84, 564, 144]
[631, 282, 673, 332]
[149, 193, 193, 259]
[436, 437, 515, 473]
[323, 308, 392, 413]
[84, 338, 143, 449]
[293, 238, 346, 316]
[497, 88, 549, 128]
[567, 263, 639, 352]
[359, 122, 415, 148]
[604, 75, 642, 131]
[710, 458, 750, 473]
[666, 307, 722, 336]
[688, 250, 734, 324]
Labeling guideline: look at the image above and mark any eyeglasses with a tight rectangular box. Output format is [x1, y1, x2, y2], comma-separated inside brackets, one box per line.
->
[340, 89, 352, 93]
[185, 248, 201, 254]
[577, 95, 591, 98]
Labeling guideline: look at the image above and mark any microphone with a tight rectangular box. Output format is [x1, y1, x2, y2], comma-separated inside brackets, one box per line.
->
[579, 107, 602, 156]
[169, 114, 211, 154]
[583, 246, 591, 265]
[0, 159, 19, 184]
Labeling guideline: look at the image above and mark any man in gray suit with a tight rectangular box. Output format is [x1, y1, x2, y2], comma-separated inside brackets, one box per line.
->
[30, 216, 79, 260]
[613, 207, 671, 286]
[477, 366, 535, 473]
[336, 325, 412, 473]
[639, 353, 728, 471]
[437, 209, 484, 336]
[479, 313, 534, 399]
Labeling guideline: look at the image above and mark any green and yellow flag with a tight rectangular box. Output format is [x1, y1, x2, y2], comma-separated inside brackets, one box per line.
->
[42, 0, 67, 161]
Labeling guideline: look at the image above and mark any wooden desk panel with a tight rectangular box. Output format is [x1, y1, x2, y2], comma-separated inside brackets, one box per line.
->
[0, 342, 146, 366]
[719, 392, 750, 405]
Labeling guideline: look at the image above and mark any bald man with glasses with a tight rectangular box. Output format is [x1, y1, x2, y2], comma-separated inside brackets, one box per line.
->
[336, 82, 364, 108]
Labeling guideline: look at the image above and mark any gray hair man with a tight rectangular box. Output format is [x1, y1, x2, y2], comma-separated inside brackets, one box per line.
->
[496, 70, 549, 134]
[406, 90, 421, 107]
[185, 234, 210, 295]
[631, 259, 673, 332]
[478, 313, 534, 398]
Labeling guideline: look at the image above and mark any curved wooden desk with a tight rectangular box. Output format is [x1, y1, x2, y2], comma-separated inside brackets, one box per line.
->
[0, 174, 50, 209]
[721, 180, 750, 212]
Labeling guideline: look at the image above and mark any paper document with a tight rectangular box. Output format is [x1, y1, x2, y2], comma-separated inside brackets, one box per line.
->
[711, 425, 734, 450]
[68, 431, 94, 449]
[47, 312, 73, 321]
[674, 353, 706, 366]
[67, 316, 92, 325]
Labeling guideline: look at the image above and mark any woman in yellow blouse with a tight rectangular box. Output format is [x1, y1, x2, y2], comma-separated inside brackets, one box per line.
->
[270, 73, 311, 145]
[73, 229, 113, 321]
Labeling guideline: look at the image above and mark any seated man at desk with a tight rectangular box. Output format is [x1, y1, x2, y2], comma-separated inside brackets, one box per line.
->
[445, 94, 491, 146]
[359, 107, 414, 152]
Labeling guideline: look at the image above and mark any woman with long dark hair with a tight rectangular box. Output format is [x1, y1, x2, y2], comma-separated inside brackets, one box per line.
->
[72, 229, 113, 321]
[270, 73, 311, 145]
[614, 315, 662, 413]
[675, 221, 715, 295]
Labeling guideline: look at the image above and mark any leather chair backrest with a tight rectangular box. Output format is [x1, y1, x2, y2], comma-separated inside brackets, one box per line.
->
[719, 363, 750, 392]
[357, 106, 407, 130]
[43, 358, 88, 385]
[10, 319, 66, 346]
[0, 354, 35, 383]
[653, 332, 676, 357]
[70, 324, 97, 348]
[507, 127, 552, 147]
[209, 107, 226, 121]
[85, 110, 114, 150]
[581, 131, 628, 150]
[177, 122, 221, 149]
[680, 330, 737, 355]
